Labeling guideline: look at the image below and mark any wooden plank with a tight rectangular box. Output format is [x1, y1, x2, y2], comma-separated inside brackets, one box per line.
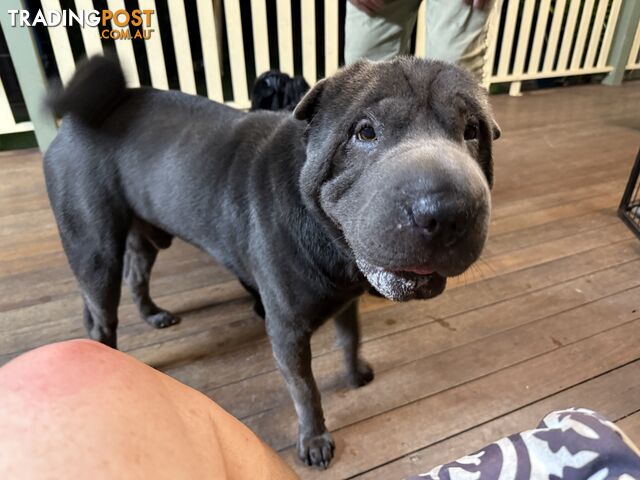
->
[162, 237, 640, 396]
[483, 208, 619, 257]
[4, 201, 631, 366]
[282, 318, 640, 477]
[492, 150, 631, 201]
[465, 222, 630, 285]
[197, 0, 224, 101]
[250, 0, 271, 75]
[138, 0, 168, 90]
[0, 122, 635, 283]
[2, 190, 633, 361]
[489, 192, 619, 236]
[542, 0, 567, 71]
[106, 0, 140, 87]
[215, 261, 640, 424]
[0, 248, 232, 315]
[490, 86, 640, 132]
[617, 411, 640, 444]
[0, 260, 240, 336]
[41, 0, 76, 83]
[276, 0, 294, 75]
[224, 0, 249, 104]
[0, 253, 233, 314]
[0, 279, 251, 366]
[491, 177, 623, 220]
[167, 0, 196, 94]
[356, 361, 640, 479]
[74, 0, 103, 57]
[492, 160, 628, 208]
[301, 0, 316, 84]
[146, 220, 633, 360]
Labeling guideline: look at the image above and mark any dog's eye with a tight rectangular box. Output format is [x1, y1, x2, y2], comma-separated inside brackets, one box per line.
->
[356, 124, 377, 142]
[464, 122, 478, 141]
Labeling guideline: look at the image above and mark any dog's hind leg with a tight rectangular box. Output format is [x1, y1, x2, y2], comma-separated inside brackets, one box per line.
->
[334, 299, 374, 388]
[123, 220, 181, 329]
[239, 280, 265, 319]
[65, 223, 129, 349]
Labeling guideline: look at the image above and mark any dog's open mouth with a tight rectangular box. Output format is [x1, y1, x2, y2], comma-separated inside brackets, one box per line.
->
[356, 258, 447, 301]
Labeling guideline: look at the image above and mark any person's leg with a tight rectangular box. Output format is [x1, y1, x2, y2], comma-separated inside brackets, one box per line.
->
[345, 0, 422, 64]
[424, 0, 494, 82]
[0, 340, 298, 480]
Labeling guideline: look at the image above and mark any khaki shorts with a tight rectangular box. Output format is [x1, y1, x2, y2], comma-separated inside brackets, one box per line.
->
[345, 0, 493, 82]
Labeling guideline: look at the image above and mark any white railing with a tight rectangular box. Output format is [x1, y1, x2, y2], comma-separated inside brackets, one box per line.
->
[483, 0, 630, 93]
[628, 17, 640, 69]
[0, 0, 639, 137]
[0, 80, 32, 135]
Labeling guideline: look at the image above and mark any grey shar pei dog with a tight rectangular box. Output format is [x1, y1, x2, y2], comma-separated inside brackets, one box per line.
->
[44, 56, 500, 468]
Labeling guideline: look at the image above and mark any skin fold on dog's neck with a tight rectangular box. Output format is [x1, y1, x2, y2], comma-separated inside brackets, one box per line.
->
[292, 81, 367, 286]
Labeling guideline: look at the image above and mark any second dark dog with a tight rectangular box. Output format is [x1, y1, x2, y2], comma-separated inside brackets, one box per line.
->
[44, 56, 499, 468]
[250, 69, 310, 111]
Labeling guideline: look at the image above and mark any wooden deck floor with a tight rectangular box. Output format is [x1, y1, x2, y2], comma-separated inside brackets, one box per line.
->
[1, 82, 640, 479]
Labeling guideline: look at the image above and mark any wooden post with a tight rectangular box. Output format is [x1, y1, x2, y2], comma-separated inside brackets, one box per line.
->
[0, 0, 57, 152]
[602, 0, 640, 86]
[0, 0, 58, 151]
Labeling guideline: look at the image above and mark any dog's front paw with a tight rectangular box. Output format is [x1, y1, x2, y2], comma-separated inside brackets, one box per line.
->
[348, 359, 374, 388]
[298, 431, 335, 469]
[145, 310, 181, 329]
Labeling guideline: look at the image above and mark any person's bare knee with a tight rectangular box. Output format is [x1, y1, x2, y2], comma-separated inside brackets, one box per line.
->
[0, 341, 299, 479]
[0, 339, 119, 395]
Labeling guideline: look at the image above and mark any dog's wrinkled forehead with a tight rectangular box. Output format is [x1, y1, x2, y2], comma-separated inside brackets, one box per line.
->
[361, 60, 477, 109]
[295, 57, 489, 132]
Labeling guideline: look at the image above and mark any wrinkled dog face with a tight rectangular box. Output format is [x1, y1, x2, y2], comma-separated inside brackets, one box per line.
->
[296, 58, 500, 301]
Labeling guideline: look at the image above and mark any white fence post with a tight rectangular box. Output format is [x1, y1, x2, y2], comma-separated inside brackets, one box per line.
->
[627, 21, 640, 70]
[0, 0, 58, 150]
[603, 0, 640, 86]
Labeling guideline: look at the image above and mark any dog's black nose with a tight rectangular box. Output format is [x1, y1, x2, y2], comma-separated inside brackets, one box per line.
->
[411, 197, 468, 246]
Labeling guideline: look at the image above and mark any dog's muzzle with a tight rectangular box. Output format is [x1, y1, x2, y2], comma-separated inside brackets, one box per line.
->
[356, 258, 447, 301]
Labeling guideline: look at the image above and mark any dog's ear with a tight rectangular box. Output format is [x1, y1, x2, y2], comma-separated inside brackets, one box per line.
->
[293, 78, 327, 122]
[478, 114, 500, 189]
[491, 119, 501, 140]
[284, 76, 310, 111]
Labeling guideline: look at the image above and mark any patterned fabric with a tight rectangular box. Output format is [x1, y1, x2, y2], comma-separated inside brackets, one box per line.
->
[409, 408, 640, 480]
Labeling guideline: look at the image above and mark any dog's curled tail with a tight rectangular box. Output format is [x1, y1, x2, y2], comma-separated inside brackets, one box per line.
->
[48, 56, 126, 126]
